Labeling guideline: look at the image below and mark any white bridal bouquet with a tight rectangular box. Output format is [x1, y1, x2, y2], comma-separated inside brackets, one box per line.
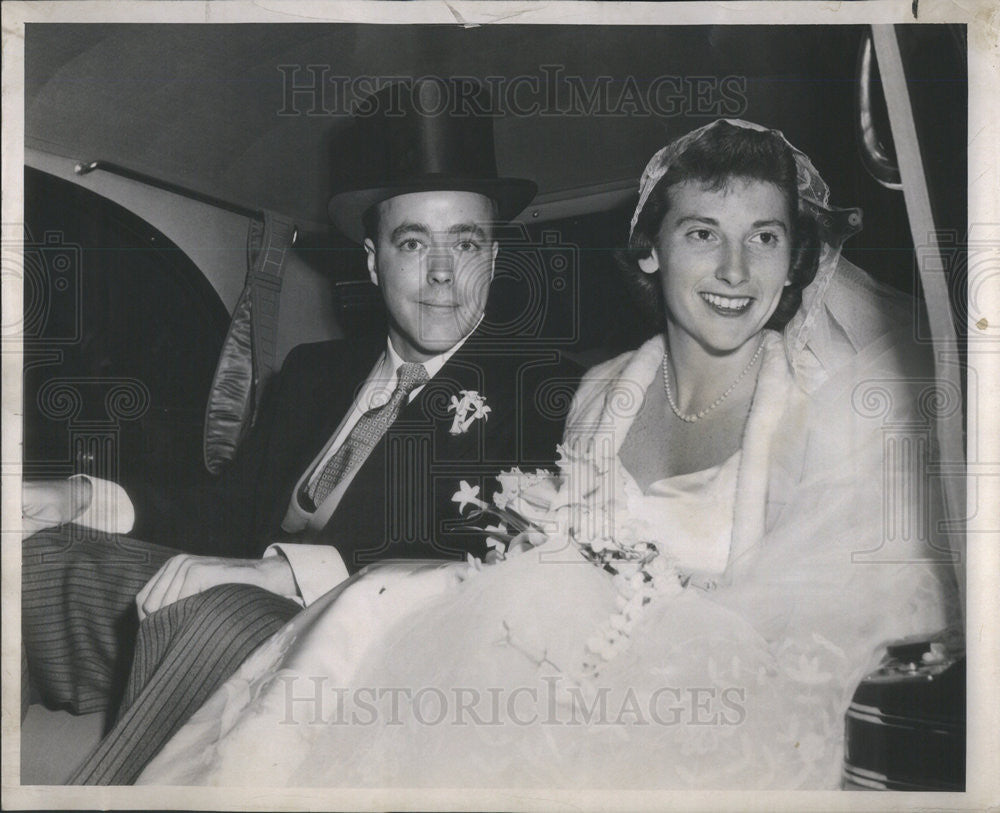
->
[451, 442, 686, 682]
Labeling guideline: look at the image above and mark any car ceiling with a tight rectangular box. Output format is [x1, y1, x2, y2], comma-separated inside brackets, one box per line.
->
[26, 24, 868, 232]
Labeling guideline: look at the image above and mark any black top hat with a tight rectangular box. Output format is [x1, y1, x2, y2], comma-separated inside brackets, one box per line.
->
[327, 79, 537, 243]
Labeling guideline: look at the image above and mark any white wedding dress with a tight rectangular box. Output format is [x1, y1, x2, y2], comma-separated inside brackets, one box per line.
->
[138, 259, 960, 789]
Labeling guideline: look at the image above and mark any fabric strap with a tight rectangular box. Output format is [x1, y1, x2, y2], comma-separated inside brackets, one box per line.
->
[203, 209, 297, 474]
[303, 361, 429, 509]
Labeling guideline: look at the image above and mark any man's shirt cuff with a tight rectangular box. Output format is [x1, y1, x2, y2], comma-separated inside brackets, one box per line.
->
[263, 542, 350, 606]
[69, 474, 135, 534]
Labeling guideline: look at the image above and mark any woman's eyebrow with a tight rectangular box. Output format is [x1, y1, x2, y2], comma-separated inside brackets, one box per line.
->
[673, 215, 788, 233]
[675, 215, 719, 227]
[752, 219, 789, 232]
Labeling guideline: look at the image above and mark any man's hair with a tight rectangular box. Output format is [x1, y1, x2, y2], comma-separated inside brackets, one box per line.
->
[362, 195, 501, 243]
[620, 122, 820, 332]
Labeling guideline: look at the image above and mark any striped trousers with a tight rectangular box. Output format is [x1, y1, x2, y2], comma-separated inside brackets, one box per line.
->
[22, 526, 299, 784]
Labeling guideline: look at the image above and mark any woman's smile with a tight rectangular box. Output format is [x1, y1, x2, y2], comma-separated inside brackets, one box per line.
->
[699, 292, 754, 315]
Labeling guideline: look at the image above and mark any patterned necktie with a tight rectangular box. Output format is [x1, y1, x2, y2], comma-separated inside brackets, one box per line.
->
[305, 361, 429, 510]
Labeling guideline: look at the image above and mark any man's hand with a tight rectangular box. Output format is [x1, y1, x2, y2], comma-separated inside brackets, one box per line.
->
[21, 478, 93, 537]
[135, 554, 298, 621]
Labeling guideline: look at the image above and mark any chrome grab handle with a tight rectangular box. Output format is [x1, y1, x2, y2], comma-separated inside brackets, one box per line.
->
[856, 31, 902, 190]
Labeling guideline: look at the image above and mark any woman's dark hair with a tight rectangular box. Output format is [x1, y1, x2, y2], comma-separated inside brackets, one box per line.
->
[620, 121, 821, 333]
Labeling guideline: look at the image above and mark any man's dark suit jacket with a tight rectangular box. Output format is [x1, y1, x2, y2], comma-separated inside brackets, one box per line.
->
[135, 331, 580, 571]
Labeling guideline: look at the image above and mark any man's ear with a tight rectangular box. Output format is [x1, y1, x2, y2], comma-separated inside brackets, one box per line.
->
[637, 249, 660, 275]
[489, 241, 499, 281]
[364, 238, 379, 286]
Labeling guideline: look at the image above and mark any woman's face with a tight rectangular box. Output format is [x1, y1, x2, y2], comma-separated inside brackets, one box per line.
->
[641, 178, 793, 357]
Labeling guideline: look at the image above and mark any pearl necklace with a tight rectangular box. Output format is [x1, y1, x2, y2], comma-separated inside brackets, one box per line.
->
[661, 335, 765, 423]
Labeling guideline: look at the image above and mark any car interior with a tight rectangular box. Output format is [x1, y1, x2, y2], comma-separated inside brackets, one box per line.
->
[19, 22, 967, 788]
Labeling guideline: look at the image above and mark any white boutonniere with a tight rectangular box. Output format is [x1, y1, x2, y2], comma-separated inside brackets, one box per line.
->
[447, 389, 491, 435]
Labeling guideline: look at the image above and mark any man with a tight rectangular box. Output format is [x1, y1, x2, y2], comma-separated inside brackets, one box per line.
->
[22, 79, 578, 783]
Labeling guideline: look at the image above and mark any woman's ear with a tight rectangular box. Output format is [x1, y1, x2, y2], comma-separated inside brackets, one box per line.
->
[637, 250, 659, 275]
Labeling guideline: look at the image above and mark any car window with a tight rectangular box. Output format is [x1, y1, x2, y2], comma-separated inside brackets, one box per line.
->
[22, 167, 230, 541]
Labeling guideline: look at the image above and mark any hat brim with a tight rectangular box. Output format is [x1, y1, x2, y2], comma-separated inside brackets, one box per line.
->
[328, 177, 537, 243]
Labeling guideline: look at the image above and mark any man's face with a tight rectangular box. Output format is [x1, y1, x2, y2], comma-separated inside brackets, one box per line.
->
[365, 191, 498, 362]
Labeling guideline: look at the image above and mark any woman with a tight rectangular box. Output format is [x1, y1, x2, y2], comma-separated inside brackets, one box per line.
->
[136, 120, 960, 788]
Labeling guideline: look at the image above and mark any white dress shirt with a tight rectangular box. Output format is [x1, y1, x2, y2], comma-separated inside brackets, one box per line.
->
[264, 333, 469, 604]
